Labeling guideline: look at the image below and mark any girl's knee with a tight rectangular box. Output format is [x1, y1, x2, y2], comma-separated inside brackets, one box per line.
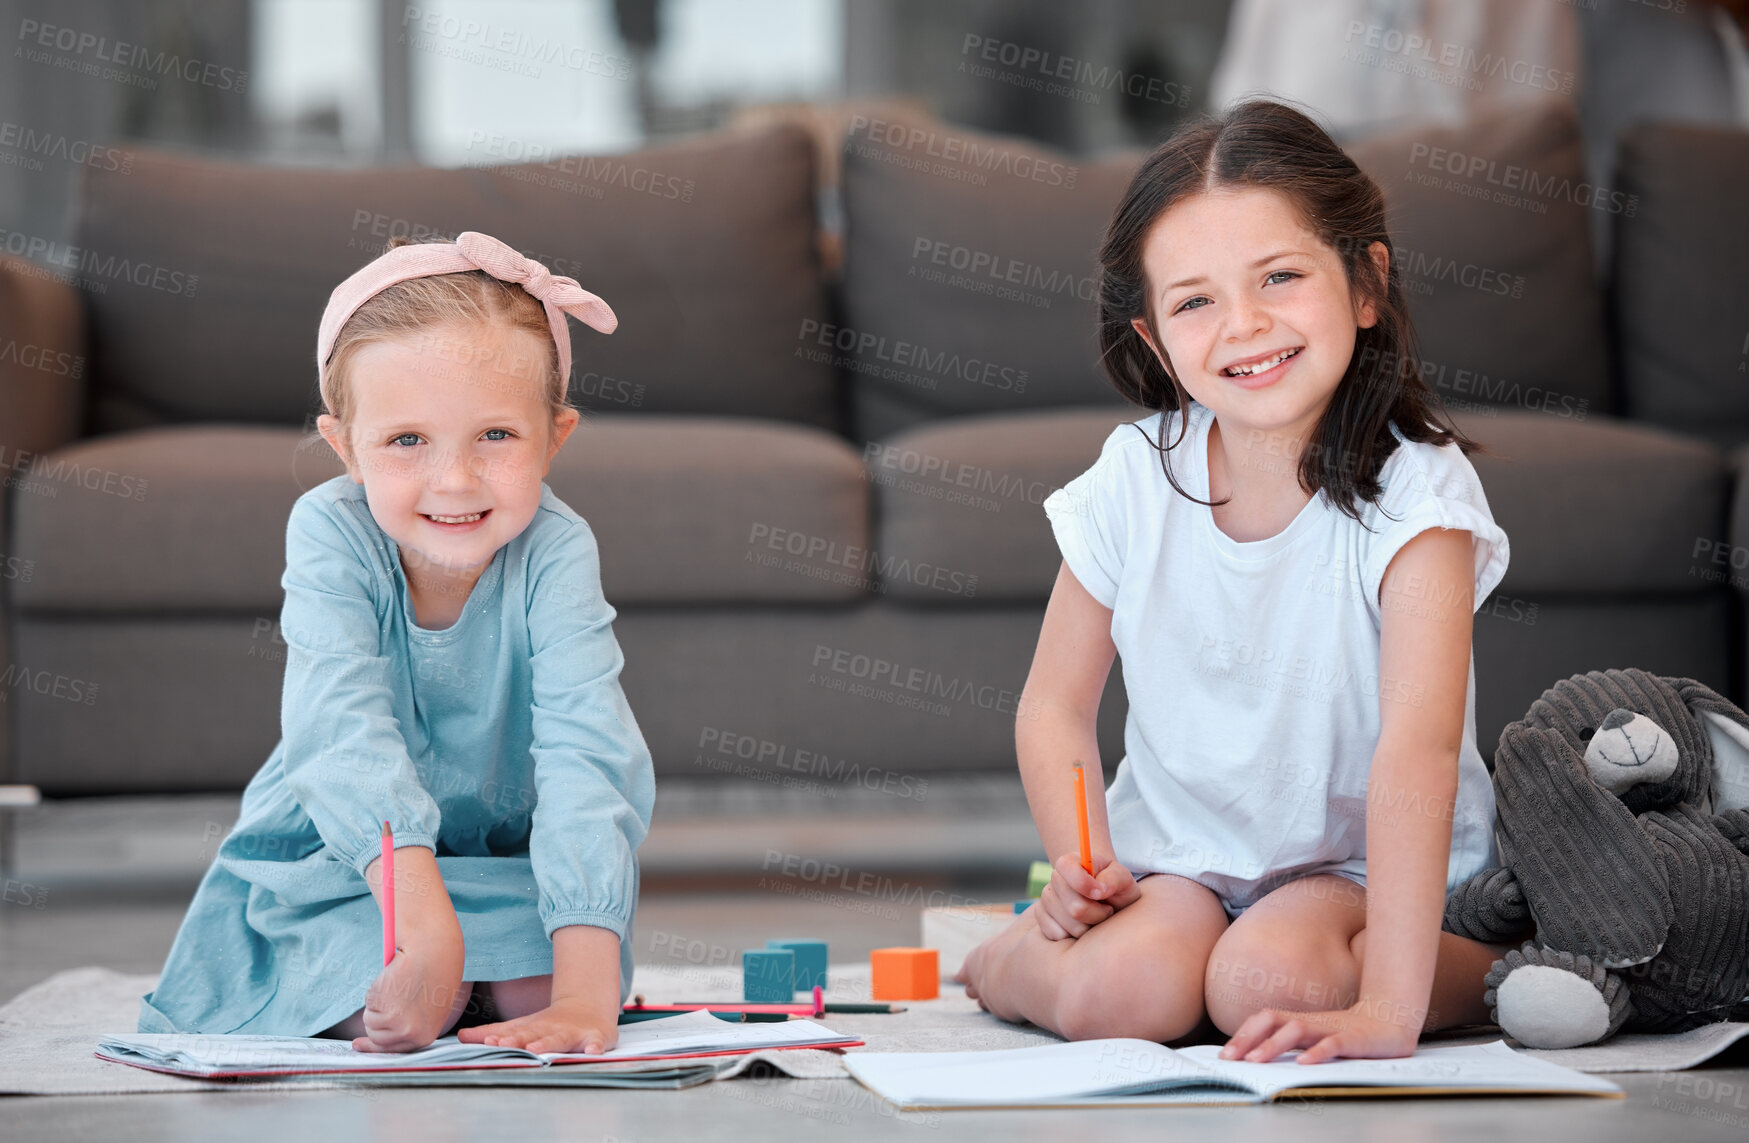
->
[438, 980, 479, 1035]
[1053, 952, 1204, 1043]
[319, 1008, 366, 1041]
[485, 974, 553, 1022]
[1204, 935, 1358, 1035]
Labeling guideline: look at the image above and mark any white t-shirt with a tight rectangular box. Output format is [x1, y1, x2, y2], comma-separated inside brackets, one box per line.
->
[1042, 401, 1506, 914]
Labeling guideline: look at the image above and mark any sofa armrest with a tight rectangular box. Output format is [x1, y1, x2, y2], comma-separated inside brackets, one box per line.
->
[1730, 444, 1749, 708]
[0, 252, 86, 786]
[0, 253, 87, 475]
[1730, 444, 1749, 590]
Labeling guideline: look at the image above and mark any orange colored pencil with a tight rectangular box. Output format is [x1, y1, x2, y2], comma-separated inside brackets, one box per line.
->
[1072, 761, 1093, 875]
[381, 820, 396, 966]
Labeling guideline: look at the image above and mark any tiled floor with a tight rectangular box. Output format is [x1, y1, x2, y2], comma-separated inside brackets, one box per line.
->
[3, 790, 1748, 1141]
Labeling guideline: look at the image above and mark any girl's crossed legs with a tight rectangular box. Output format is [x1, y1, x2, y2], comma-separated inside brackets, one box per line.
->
[960, 873, 1227, 1043]
[319, 974, 554, 1042]
[961, 871, 1509, 1042]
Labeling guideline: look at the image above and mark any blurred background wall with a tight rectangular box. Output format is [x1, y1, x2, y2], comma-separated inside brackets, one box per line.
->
[3, 0, 1744, 270]
[0, 0, 1234, 246]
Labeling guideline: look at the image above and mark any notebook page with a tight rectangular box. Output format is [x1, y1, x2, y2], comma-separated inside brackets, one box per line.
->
[843, 1039, 1255, 1106]
[541, 1010, 860, 1062]
[1178, 1041, 1622, 1098]
[95, 1033, 537, 1075]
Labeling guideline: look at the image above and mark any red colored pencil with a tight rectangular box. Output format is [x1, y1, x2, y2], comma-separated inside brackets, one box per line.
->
[381, 821, 395, 966]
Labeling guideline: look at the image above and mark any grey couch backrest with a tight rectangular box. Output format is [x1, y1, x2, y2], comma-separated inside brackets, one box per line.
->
[69, 123, 841, 436]
[1612, 122, 1749, 453]
[836, 117, 1140, 442]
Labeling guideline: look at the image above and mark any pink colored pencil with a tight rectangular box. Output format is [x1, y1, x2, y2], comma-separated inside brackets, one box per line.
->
[381, 821, 395, 966]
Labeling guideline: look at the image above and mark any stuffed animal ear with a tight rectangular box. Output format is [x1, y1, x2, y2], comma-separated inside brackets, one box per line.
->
[1674, 679, 1749, 813]
[1699, 711, 1749, 812]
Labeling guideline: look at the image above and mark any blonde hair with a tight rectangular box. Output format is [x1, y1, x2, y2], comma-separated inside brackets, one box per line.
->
[318, 236, 573, 444]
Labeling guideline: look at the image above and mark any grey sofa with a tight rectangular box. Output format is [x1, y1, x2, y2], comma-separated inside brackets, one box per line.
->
[2, 100, 1744, 797]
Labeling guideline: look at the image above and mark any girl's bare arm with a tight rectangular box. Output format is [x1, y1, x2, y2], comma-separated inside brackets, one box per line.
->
[1017, 563, 1134, 935]
[1221, 527, 1477, 1063]
[1350, 527, 1475, 1039]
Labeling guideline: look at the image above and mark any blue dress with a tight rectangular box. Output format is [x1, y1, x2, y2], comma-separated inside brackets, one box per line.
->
[139, 475, 655, 1035]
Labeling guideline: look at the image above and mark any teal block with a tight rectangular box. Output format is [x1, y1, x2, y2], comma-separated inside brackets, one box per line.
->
[1013, 900, 1032, 914]
[767, 939, 828, 992]
[743, 948, 795, 1002]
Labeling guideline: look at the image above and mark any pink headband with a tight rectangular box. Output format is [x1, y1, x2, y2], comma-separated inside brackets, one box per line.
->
[316, 230, 616, 395]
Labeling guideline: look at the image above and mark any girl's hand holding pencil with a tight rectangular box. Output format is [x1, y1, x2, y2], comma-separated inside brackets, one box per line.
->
[351, 935, 467, 1052]
[1036, 852, 1142, 940]
[354, 843, 467, 1053]
[1035, 763, 1140, 941]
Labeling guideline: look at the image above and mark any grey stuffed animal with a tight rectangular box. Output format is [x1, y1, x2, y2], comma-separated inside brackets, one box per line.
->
[1443, 669, 1749, 1049]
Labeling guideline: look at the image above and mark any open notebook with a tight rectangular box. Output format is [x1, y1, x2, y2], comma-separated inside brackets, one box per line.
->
[844, 1039, 1623, 1109]
[95, 1010, 862, 1079]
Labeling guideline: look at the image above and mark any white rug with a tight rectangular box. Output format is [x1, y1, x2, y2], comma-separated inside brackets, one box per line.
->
[3, 965, 1744, 1096]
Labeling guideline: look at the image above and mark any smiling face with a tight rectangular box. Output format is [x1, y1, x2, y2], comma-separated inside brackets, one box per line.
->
[1131, 185, 1384, 450]
[317, 319, 578, 598]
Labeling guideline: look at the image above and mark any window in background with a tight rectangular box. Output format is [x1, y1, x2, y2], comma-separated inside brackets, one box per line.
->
[253, 0, 379, 160]
[404, 0, 842, 168]
[644, 0, 843, 134]
[405, 0, 639, 166]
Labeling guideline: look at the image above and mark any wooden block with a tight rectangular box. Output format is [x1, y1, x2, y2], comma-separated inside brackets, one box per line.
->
[742, 948, 794, 1002]
[1026, 859, 1052, 898]
[920, 904, 1014, 979]
[767, 939, 828, 992]
[870, 947, 939, 1001]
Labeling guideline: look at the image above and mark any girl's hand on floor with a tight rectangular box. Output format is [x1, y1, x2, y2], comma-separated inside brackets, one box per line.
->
[1036, 854, 1142, 941]
[456, 996, 620, 1055]
[1217, 1001, 1421, 1065]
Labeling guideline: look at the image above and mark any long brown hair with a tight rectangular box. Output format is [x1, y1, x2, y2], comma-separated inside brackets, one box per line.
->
[1097, 97, 1480, 525]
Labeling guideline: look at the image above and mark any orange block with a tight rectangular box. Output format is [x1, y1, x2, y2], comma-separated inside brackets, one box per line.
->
[870, 947, 939, 1001]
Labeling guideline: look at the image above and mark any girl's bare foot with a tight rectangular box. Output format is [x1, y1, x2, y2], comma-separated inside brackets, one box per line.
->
[956, 937, 989, 1005]
[957, 909, 1042, 1018]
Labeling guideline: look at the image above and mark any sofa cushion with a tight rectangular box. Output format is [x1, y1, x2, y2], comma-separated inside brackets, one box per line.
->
[1612, 122, 1749, 450]
[548, 413, 870, 606]
[870, 407, 1147, 603]
[868, 407, 1724, 604]
[1451, 410, 1725, 595]
[839, 101, 1614, 443]
[72, 124, 838, 433]
[1342, 100, 1613, 420]
[6, 415, 870, 611]
[838, 119, 1138, 442]
[7, 602, 1133, 793]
